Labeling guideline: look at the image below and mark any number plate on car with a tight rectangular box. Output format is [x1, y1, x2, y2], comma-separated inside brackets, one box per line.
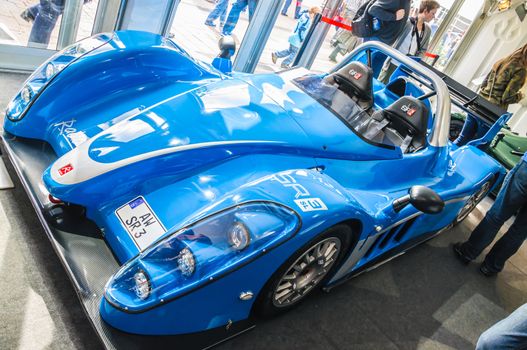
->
[115, 196, 166, 251]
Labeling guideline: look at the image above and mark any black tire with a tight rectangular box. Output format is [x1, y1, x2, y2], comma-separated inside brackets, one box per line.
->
[253, 224, 353, 318]
[449, 117, 465, 142]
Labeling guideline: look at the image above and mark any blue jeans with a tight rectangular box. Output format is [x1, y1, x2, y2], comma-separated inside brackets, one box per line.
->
[275, 44, 299, 67]
[476, 303, 527, 350]
[28, 0, 64, 45]
[222, 0, 257, 35]
[294, 1, 302, 19]
[281, 0, 292, 15]
[460, 160, 527, 272]
[205, 0, 229, 25]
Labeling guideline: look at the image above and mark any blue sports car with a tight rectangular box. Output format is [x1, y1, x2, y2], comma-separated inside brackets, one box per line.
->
[1, 31, 510, 349]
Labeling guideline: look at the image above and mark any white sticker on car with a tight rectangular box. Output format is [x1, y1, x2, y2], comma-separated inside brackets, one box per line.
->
[115, 196, 166, 250]
[294, 198, 328, 212]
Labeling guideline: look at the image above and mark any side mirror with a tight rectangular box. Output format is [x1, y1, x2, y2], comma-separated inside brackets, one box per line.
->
[218, 36, 236, 59]
[393, 185, 444, 214]
[212, 37, 236, 74]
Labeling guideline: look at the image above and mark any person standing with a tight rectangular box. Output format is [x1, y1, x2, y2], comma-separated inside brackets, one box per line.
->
[21, 0, 92, 47]
[453, 151, 527, 276]
[479, 44, 527, 110]
[21, 0, 64, 46]
[454, 44, 527, 146]
[271, 7, 321, 69]
[365, 0, 411, 46]
[222, 0, 258, 36]
[204, 0, 230, 28]
[328, 29, 360, 62]
[378, 0, 439, 82]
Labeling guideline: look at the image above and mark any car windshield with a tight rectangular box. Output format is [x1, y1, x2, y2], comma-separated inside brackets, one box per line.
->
[293, 74, 401, 149]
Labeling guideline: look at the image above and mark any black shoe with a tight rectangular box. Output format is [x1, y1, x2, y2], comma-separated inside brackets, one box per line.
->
[20, 9, 35, 23]
[479, 263, 498, 277]
[452, 243, 471, 265]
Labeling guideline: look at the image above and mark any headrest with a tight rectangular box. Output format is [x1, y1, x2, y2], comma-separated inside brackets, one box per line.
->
[384, 96, 429, 136]
[331, 61, 373, 102]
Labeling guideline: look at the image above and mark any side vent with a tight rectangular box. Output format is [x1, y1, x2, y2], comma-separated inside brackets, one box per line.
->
[365, 217, 419, 258]
[394, 217, 417, 242]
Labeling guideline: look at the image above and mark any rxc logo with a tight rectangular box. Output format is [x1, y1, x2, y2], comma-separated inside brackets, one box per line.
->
[58, 163, 74, 176]
[401, 104, 417, 117]
[349, 69, 362, 80]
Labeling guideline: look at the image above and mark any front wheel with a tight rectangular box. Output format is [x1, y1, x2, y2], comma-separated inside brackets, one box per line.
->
[254, 225, 352, 318]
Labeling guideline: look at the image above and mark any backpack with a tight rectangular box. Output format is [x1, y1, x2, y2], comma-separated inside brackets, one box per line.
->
[352, 0, 376, 38]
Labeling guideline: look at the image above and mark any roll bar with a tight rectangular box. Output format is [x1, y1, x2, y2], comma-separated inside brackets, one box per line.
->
[332, 41, 452, 148]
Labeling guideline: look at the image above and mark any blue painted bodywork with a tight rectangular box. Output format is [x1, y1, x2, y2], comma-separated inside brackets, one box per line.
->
[3, 31, 505, 336]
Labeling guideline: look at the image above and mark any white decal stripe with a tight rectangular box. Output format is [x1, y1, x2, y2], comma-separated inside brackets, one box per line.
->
[50, 140, 281, 185]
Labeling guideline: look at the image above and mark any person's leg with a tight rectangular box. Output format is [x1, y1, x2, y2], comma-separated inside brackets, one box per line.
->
[453, 114, 478, 146]
[459, 161, 527, 261]
[205, 0, 229, 25]
[222, 0, 248, 35]
[329, 45, 341, 62]
[274, 46, 293, 59]
[378, 61, 397, 84]
[281, 0, 292, 15]
[294, 0, 303, 19]
[219, 0, 228, 26]
[28, 0, 63, 45]
[476, 303, 527, 350]
[281, 45, 299, 67]
[482, 162, 527, 272]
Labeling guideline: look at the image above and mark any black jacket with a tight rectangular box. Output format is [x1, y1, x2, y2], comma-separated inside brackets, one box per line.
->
[368, 0, 411, 45]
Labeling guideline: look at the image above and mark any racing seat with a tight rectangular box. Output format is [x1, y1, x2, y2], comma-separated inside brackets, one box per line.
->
[356, 96, 429, 153]
[325, 61, 374, 110]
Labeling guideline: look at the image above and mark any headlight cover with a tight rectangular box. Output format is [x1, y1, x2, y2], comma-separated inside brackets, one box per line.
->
[5, 35, 111, 121]
[104, 202, 300, 312]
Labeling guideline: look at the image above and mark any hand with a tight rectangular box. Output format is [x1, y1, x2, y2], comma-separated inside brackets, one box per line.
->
[395, 9, 405, 20]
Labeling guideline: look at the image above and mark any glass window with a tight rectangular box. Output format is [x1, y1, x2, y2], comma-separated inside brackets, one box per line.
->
[426, 0, 485, 71]
[0, 0, 100, 50]
[253, 1, 327, 73]
[309, 0, 366, 74]
[169, 0, 259, 65]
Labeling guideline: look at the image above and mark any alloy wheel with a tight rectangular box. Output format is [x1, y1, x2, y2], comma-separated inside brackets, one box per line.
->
[272, 237, 341, 308]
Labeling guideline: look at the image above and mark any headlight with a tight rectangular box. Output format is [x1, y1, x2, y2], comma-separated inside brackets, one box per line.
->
[177, 248, 195, 276]
[21, 85, 32, 103]
[5, 34, 112, 122]
[104, 202, 300, 312]
[228, 222, 251, 250]
[45, 63, 55, 79]
[134, 270, 151, 300]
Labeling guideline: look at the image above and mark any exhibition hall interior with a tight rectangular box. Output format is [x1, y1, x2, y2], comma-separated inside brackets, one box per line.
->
[1, 0, 527, 349]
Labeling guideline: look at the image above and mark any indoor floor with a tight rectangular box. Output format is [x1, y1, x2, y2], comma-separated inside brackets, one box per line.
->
[1, 72, 526, 350]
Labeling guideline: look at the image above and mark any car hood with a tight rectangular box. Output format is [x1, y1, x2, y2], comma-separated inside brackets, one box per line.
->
[44, 78, 316, 188]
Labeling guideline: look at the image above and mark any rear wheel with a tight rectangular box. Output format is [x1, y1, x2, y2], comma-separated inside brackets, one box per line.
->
[449, 117, 465, 142]
[254, 225, 352, 318]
